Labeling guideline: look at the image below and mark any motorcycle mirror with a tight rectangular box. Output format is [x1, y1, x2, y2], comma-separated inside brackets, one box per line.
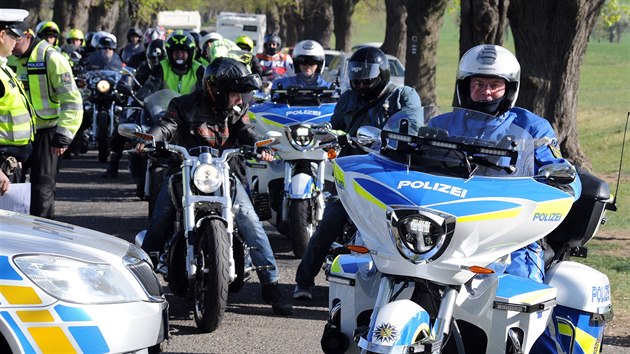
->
[356, 126, 381, 146]
[118, 123, 154, 141]
[537, 163, 577, 184]
[121, 67, 136, 76]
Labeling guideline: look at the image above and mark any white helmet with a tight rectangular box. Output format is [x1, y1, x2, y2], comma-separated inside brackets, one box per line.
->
[201, 32, 223, 50]
[91, 31, 115, 49]
[456, 44, 520, 115]
[292, 40, 326, 74]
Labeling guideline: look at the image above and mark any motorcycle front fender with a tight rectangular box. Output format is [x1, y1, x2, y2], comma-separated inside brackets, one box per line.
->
[288, 172, 315, 199]
[357, 299, 431, 353]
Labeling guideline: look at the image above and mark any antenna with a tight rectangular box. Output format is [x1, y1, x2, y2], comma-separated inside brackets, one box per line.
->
[608, 112, 629, 211]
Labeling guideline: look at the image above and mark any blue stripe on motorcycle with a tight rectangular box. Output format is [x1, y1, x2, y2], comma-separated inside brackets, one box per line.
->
[496, 274, 555, 304]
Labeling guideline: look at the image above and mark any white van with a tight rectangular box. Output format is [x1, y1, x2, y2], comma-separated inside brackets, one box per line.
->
[157, 10, 201, 32]
[216, 12, 266, 54]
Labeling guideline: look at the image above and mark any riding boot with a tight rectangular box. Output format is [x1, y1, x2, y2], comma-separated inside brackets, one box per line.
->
[102, 152, 120, 178]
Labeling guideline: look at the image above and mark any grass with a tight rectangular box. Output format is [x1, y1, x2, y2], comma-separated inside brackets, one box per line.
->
[349, 6, 630, 335]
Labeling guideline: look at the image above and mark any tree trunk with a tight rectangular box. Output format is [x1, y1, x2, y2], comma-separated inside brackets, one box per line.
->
[301, 0, 333, 48]
[332, 0, 360, 52]
[52, 0, 91, 36]
[88, 0, 121, 33]
[382, 0, 407, 65]
[508, 0, 605, 170]
[405, 0, 449, 106]
[454, 0, 509, 105]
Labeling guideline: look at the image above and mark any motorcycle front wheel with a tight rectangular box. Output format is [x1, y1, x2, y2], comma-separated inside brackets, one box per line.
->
[288, 198, 316, 259]
[96, 110, 109, 163]
[193, 219, 230, 333]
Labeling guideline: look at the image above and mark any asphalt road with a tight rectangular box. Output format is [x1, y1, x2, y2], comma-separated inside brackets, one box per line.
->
[54, 151, 630, 354]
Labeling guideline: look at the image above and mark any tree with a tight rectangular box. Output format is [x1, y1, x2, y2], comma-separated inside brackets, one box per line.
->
[332, 0, 360, 51]
[381, 0, 407, 64]
[508, 0, 606, 169]
[404, 0, 449, 106]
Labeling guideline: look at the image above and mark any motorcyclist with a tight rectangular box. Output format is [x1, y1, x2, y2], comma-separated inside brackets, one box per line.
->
[125, 26, 166, 69]
[60, 28, 84, 58]
[293, 46, 421, 300]
[427, 44, 581, 354]
[256, 33, 293, 82]
[198, 32, 222, 66]
[120, 27, 143, 65]
[35, 21, 60, 49]
[234, 35, 266, 78]
[82, 34, 123, 71]
[135, 38, 165, 86]
[137, 30, 204, 98]
[272, 39, 330, 89]
[136, 57, 293, 316]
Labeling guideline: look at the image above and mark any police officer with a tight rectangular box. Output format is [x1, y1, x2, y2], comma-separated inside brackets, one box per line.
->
[9, 20, 83, 219]
[0, 9, 35, 196]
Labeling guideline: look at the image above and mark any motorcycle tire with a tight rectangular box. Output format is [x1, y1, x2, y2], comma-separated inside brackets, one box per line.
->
[167, 229, 188, 297]
[193, 219, 230, 333]
[96, 111, 109, 163]
[288, 199, 316, 259]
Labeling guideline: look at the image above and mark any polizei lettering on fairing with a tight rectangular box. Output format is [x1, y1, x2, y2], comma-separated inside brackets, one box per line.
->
[592, 284, 611, 303]
[286, 110, 322, 116]
[532, 213, 563, 222]
[397, 180, 468, 198]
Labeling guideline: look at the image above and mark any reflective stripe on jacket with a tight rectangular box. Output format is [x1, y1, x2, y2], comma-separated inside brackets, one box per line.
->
[0, 63, 35, 146]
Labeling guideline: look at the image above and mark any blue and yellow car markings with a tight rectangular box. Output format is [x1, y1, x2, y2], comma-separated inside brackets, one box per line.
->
[0, 285, 42, 305]
[1, 311, 36, 354]
[0, 256, 22, 281]
[55, 304, 92, 322]
[69, 326, 109, 354]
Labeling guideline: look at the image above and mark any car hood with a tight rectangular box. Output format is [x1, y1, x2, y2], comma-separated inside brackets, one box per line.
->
[0, 210, 131, 263]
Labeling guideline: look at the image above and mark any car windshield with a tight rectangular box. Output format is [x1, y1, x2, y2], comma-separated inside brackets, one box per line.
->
[379, 107, 536, 178]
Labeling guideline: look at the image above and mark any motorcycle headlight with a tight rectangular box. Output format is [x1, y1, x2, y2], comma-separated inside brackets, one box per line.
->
[288, 124, 315, 150]
[96, 79, 111, 93]
[193, 163, 223, 193]
[390, 208, 455, 264]
[14, 254, 142, 304]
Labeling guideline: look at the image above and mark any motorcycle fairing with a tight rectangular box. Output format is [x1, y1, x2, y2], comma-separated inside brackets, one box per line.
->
[248, 102, 335, 128]
[288, 172, 315, 198]
[554, 306, 604, 354]
[332, 153, 575, 284]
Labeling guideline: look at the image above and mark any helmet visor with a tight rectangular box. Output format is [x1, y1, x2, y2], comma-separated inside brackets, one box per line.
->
[232, 74, 262, 93]
[347, 62, 381, 81]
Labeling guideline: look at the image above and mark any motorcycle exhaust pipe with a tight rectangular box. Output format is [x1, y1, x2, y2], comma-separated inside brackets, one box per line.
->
[320, 302, 349, 354]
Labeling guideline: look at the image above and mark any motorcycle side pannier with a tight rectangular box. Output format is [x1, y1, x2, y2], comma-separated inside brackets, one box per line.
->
[546, 170, 611, 248]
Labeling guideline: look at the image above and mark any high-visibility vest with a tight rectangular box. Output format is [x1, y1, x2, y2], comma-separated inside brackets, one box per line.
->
[25, 41, 61, 119]
[160, 59, 202, 94]
[0, 65, 35, 146]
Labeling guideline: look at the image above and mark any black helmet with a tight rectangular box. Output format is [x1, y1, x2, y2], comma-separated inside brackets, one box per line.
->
[97, 35, 117, 50]
[165, 30, 196, 70]
[203, 57, 262, 114]
[146, 39, 166, 69]
[348, 47, 390, 101]
[126, 27, 142, 41]
[263, 33, 282, 55]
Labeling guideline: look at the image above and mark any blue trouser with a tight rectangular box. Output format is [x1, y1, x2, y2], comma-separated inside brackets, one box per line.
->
[295, 198, 347, 288]
[142, 177, 279, 285]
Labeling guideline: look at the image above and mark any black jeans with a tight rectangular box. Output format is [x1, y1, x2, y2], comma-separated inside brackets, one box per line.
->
[295, 198, 348, 288]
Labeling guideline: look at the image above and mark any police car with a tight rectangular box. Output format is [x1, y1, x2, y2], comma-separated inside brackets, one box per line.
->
[0, 210, 168, 353]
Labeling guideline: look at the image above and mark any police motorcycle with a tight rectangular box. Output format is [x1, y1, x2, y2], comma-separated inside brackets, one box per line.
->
[246, 85, 339, 258]
[320, 107, 615, 354]
[118, 123, 281, 333]
[76, 68, 128, 162]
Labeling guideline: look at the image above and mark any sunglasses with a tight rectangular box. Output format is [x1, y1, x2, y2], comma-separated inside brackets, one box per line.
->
[351, 78, 377, 86]
[3, 28, 23, 41]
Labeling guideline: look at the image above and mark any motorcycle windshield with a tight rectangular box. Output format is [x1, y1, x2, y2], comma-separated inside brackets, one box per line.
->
[144, 89, 181, 119]
[380, 107, 536, 178]
[85, 70, 122, 86]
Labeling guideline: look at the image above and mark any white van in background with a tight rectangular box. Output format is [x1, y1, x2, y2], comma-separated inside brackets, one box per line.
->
[216, 12, 266, 54]
[157, 10, 201, 32]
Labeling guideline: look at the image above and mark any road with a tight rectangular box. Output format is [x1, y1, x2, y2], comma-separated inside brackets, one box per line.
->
[54, 151, 630, 354]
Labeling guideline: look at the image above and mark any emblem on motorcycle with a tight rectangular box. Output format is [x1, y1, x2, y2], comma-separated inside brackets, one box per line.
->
[373, 322, 399, 343]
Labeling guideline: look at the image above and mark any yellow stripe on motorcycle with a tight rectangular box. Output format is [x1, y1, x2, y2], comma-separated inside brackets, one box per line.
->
[457, 207, 522, 223]
[353, 180, 386, 210]
[531, 198, 574, 219]
[333, 163, 346, 190]
[17, 310, 55, 322]
[29, 327, 77, 354]
[261, 116, 285, 128]
[0, 285, 42, 305]
[507, 288, 556, 305]
[558, 322, 600, 354]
